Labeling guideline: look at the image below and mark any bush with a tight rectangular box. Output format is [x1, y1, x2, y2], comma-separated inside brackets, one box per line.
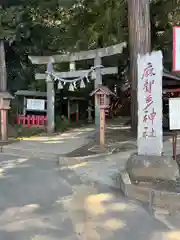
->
[17, 125, 44, 138]
[55, 115, 69, 132]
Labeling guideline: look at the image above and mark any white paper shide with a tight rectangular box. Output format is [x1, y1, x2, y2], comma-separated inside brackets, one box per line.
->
[137, 51, 163, 156]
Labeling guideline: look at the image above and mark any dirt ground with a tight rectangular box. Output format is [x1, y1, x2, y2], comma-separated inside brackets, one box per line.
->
[66, 117, 135, 157]
[65, 116, 174, 158]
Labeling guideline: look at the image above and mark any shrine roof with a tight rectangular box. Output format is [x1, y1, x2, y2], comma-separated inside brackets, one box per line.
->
[163, 68, 180, 81]
[63, 97, 86, 101]
[0, 92, 13, 99]
[15, 90, 46, 97]
[90, 84, 116, 96]
[163, 88, 180, 93]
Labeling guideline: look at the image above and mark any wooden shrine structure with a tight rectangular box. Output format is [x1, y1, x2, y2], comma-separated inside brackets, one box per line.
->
[15, 90, 47, 115]
[63, 96, 86, 124]
[29, 42, 126, 134]
[90, 85, 116, 145]
[15, 90, 47, 128]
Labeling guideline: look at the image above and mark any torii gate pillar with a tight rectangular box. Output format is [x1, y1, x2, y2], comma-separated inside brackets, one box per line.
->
[46, 68, 55, 134]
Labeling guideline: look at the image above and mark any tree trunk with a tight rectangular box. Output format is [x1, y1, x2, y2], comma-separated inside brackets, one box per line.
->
[0, 40, 7, 91]
[0, 40, 8, 140]
[127, 0, 151, 132]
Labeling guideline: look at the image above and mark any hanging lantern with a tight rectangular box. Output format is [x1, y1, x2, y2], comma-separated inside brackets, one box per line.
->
[58, 81, 63, 89]
[69, 83, 74, 91]
[80, 80, 85, 88]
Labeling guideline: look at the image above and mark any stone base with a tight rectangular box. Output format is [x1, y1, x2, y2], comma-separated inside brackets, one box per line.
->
[119, 170, 180, 212]
[118, 154, 180, 211]
[119, 171, 150, 203]
[126, 153, 180, 182]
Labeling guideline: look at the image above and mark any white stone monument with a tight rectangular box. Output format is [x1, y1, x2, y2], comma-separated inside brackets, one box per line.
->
[137, 51, 163, 156]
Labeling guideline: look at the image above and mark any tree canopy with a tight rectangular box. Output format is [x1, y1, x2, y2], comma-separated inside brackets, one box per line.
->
[0, 0, 180, 92]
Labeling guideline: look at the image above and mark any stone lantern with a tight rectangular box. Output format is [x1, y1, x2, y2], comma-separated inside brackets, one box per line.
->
[0, 92, 13, 141]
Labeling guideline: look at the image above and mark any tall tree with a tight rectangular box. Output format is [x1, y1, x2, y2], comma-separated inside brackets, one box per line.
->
[0, 39, 7, 91]
[127, 0, 151, 132]
[151, 0, 180, 69]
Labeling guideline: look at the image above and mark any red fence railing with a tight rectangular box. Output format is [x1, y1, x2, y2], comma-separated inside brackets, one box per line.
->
[16, 115, 47, 128]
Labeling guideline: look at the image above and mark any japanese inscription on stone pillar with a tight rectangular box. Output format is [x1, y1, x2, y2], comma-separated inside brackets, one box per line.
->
[137, 51, 163, 156]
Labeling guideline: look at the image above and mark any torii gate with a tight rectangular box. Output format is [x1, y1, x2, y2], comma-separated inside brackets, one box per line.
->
[29, 42, 126, 134]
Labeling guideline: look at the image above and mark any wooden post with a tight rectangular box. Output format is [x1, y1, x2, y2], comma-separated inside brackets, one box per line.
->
[100, 108, 105, 146]
[94, 56, 102, 132]
[46, 74, 55, 134]
[0, 40, 7, 141]
[172, 131, 177, 160]
[127, 0, 151, 132]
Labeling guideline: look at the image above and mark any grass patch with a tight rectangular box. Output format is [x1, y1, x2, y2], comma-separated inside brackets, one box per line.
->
[14, 116, 90, 138]
[17, 125, 45, 138]
[55, 116, 88, 132]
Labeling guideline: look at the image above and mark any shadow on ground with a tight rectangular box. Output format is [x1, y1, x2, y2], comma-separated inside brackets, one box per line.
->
[66, 117, 173, 158]
[0, 154, 77, 240]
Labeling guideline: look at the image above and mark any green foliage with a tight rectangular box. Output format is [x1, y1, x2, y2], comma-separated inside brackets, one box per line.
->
[55, 115, 69, 132]
[55, 115, 88, 132]
[0, 0, 179, 94]
[150, 0, 180, 69]
[17, 126, 44, 138]
[62, 0, 128, 51]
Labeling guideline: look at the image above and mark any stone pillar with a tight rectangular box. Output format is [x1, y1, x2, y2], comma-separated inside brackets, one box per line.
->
[94, 56, 102, 132]
[46, 75, 55, 134]
[1, 109, 7, 141]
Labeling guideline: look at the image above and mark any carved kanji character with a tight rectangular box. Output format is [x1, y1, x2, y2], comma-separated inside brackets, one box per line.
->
[142, 62, 156, 80]
[143, 80, 154, 93]
[149, 128, 156, 137]
[143, 127, 148, 138]
[143, 111, 148, 123]
[143, 95, 153, 111]
[148, 108, 156, 125]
